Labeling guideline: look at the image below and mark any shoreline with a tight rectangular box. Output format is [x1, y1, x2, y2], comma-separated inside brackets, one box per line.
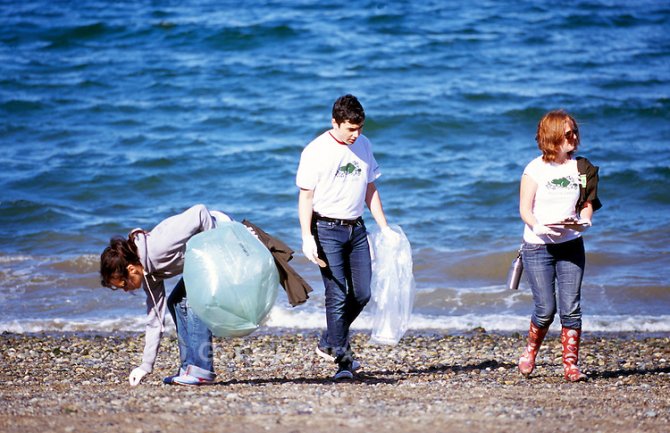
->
[2, 330, 669, 432]
[4, 326, 670, 341]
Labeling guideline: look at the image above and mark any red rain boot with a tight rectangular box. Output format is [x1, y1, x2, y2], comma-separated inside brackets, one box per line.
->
[561, 327, 587, 382]
[518, 321, 549, 377]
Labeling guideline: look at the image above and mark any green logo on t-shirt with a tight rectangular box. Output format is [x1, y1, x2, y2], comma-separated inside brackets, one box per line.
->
[548, 176, 579, 190]
[336, 162, 362, 178]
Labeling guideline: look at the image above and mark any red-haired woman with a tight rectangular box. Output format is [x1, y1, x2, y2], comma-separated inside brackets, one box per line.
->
[517, 110, 602, 382]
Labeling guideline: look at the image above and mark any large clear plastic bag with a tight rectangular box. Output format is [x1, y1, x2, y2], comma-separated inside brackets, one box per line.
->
[368, 225, 415, 345]
[183, 221, 279, 337]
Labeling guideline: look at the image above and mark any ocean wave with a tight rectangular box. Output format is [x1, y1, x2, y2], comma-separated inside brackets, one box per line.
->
[196, 23, 302, 53]
[3, 308, 670, 334]
[43, 22, 124, 49]
[0, 99, 48, 113]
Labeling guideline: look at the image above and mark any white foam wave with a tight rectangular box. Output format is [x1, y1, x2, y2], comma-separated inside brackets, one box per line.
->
[0, 317, 176, 334]
[3, 307, 669, 334]
[267, 308, 670, 333]
[0, 254, 35, 263]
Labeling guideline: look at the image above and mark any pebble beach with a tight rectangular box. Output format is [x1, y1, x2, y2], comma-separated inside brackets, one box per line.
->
[1, 330, 668, 433]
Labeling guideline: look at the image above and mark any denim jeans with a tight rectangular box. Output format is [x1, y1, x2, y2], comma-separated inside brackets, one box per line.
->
[314, 218, 372, 363]
[167, 278, 214, 375]
[521, 237, 585, 329]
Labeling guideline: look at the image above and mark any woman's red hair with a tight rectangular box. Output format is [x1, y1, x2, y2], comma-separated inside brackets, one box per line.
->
[535, 110, 580, 163]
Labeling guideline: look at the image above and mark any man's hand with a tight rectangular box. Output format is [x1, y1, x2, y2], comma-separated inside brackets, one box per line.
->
[381, 225, 401, 243]
[302, 235, 319, 265]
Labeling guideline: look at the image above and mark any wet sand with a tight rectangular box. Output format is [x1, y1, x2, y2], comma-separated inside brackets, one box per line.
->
[1, 329, 669, 433]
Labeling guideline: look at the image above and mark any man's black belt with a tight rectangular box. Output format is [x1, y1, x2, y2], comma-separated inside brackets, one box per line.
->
[314, 213, 362, 226]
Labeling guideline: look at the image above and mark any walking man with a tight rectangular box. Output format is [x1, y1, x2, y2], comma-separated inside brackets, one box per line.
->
[296, 94, 394, 380]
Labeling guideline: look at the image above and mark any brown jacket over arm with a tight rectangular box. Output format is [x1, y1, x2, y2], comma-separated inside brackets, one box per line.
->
[242, 220, 313, 306]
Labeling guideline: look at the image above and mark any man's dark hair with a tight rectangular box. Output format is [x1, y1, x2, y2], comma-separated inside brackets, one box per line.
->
[332, 94, 365, 125]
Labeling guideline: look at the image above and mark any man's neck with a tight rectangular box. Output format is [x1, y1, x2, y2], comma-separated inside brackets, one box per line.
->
[328, 130, 348, 145]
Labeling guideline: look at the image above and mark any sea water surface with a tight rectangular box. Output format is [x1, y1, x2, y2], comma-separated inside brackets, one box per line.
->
[1, 0, 669, 335]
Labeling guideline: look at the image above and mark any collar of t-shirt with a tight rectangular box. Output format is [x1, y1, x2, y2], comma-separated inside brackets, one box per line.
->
[328, 131, 348, 145]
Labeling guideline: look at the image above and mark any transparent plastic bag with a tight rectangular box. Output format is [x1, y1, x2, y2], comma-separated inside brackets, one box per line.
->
[183, 221, 279, 337]
[368, 225, 416, 345]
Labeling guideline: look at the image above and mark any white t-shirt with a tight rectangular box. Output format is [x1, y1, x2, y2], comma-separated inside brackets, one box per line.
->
[523, 156, 581, 244]
[296, 131, 381, 219]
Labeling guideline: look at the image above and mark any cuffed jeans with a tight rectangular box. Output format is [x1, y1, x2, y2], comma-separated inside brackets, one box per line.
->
[167, 278, 214, 375]
[521, 237, 585, 329]
[314, 218, 371, 364]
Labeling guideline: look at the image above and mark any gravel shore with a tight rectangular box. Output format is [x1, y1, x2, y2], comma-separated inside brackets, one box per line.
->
[1, 329, 668, 433]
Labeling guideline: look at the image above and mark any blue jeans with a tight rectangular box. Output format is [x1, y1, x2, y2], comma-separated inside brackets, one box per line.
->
[521, 237, 585, 329]
[167, 278, 214, 375]
[314, 218, 372, 364]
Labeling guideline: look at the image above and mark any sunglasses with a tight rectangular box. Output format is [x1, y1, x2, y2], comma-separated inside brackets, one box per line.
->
[565, 129, 579, 140]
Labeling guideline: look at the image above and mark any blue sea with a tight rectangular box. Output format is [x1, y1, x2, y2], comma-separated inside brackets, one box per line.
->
[1, 0, 669, 335]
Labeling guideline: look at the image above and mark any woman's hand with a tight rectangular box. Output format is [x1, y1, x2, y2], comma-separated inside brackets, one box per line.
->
[129, 366, 148, 386]
[532, 224, 560, 237]
[573, 218, 592, 232]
